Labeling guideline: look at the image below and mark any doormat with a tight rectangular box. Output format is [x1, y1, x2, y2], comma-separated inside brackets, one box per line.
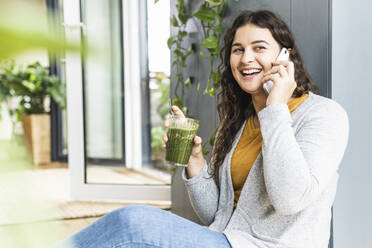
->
[0, 168, 171, 226]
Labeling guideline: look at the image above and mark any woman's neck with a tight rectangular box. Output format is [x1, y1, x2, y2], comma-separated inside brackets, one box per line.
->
[251, 93, 295, 128]
[251, 93, 268, 115]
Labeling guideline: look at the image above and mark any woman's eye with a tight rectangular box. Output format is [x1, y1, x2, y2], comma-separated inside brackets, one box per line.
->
[255, 46, 266, 51]
[233, 48, 243, 53]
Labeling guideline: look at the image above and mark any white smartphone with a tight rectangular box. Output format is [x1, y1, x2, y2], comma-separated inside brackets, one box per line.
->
[263, 47, 290, 94]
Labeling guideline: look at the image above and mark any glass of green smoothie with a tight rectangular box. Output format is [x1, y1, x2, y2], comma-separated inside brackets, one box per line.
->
[165, 116, 200, 167]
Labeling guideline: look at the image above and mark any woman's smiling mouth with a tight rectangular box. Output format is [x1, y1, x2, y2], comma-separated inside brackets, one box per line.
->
[240, 68, 263, 79]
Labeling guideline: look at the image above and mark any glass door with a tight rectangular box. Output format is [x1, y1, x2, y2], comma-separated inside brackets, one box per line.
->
[63, 0, 170, 202]
[81, 0, 125, 183]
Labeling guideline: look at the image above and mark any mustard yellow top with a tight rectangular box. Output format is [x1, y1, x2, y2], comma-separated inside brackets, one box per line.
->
[231, 94, 309, 208]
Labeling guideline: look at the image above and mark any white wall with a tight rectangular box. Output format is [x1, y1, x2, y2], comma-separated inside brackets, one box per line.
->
[332, 1, 372, 247]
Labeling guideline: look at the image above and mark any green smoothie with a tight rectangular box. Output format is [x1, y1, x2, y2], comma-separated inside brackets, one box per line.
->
[165, 118, 199, 166]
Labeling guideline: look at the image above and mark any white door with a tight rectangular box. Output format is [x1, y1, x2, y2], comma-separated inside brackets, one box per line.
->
[63, 0, 171, 202]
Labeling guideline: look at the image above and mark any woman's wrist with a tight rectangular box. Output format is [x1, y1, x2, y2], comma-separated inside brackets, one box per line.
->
[186, 156, 205, 179]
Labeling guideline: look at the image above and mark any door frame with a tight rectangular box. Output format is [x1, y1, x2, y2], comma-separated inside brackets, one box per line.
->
[63, 0, 170, 202]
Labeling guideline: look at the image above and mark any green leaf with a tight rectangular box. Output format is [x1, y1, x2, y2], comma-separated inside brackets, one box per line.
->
[170, 16, 179, 27]
[176, 0, 189, 24]
[184, 77, 192, 88]
[199, 51, 207, 58]
[203, 149, 210, 156]
[211, 47, 219, 55]
[172, 96, 183, 109]
[154, 0, 160, 3]
[209, 135, 216, 146]
[179, 31, 187, 38]
[29, 73, 36, 81]
[200, 36, 218, 49]
[197, 82, 201, 92]
[21, 80, 35, 92]
[211, 70, 221, 88]
[209, 87, 215, 97]
[173, 49, 184, 58]
[167, 36, 175, 49]
[205, 0, 224, 6]
[193, 4, 216, 23]
[181, 106, 188, 115]
[216, 24, 223, 35]
[202, 87, 208, 95]
[186, 46, 194, 56]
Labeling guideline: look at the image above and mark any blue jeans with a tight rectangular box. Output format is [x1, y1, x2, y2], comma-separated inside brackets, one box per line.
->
[53, 204, 232, 248]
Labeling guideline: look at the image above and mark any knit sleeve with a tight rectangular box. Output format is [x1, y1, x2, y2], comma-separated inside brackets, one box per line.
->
[257, 100, 349, 215]
[182, 161, 219, 225]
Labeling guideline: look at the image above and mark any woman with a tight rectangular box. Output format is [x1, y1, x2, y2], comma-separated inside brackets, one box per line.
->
[54, 10, 349, 248]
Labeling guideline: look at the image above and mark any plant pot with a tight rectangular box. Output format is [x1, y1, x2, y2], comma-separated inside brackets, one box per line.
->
[21, 114, 51, 165]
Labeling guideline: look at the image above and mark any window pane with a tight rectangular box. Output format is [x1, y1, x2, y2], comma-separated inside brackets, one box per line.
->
[147, 0, 171, 170]
[81, 0, 171, 185]
[81, 0, 125, 185]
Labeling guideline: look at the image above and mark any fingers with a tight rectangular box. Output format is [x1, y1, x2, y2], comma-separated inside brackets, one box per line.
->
[171, 105, 185, 118]
[264, 64, 287, 77]
[263, 60, 295, 81]
[194, 135, 202, 145]
[277, 65, 287, 78]
[272, 60, 290, 67]
[191, 136, 203, 156]
[162, 106, 185, 148]
[261, 74, 279, 84]
[272, 61, 295, 80]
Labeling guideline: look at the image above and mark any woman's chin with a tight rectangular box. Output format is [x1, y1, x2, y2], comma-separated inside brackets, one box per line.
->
[239, 81, 264, 94]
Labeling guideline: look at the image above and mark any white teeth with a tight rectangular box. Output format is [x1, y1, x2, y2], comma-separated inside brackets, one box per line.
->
[242, 69, 262, 75]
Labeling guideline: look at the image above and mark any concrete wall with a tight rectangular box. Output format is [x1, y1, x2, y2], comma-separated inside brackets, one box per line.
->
[332, 1, 372, 247]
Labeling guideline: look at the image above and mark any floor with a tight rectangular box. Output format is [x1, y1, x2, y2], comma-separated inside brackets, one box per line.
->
[0, 161, 171, 247]
[0, 217, 100, 247]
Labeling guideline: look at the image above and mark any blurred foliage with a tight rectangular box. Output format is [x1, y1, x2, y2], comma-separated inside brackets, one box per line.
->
[151, 125, 166, 152]
[0, 59, 66, 121]
[0, 134, 32, 172]
[0, 1, 78, 59]
[0, 1, 77, 247]
[150, 72, 170, 152]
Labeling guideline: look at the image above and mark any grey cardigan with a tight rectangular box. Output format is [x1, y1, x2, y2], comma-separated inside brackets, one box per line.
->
[182, 92, 349, 248]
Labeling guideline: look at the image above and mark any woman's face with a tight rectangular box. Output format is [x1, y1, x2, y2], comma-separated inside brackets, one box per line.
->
[230, 23, 281, 95]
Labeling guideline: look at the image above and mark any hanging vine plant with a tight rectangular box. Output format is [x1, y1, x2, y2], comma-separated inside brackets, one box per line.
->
[193, 0, 227, 98]
[156, 0, 238, 155]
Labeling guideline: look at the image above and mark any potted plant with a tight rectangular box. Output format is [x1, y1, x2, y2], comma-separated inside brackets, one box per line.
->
[0, 59, 66, 165]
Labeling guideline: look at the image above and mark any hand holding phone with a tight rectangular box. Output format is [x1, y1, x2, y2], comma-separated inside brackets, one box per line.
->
[263, 48, 290, 94]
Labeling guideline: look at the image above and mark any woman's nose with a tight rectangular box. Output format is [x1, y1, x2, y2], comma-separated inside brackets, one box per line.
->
[241, 49, 255, 63]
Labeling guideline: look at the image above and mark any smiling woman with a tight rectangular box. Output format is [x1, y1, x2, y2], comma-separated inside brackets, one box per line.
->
[212, 10, 319, 180]
[52, 9, 348, 248]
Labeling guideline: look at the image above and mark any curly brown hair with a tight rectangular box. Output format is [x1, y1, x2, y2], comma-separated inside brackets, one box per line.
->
[209, 10, 319, 186]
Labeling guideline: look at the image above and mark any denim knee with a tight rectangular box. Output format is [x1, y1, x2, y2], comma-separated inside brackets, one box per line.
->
[107, 205, 160, 229]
